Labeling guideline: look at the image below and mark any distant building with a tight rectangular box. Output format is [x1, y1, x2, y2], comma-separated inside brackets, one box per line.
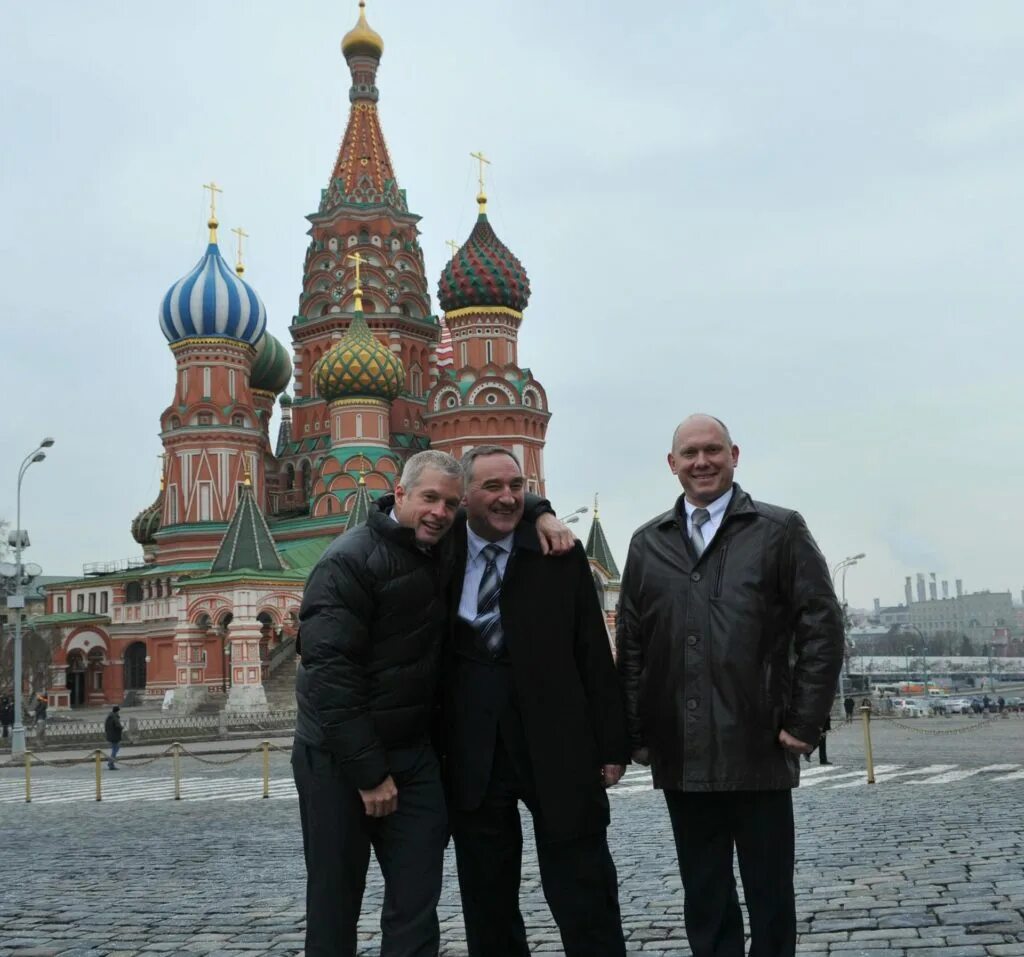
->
[584, 498, 620, 646]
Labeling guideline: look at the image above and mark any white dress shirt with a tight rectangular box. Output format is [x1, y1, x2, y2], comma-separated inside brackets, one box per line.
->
[683, 487, 734, 549]
[458, 526, 514, 622]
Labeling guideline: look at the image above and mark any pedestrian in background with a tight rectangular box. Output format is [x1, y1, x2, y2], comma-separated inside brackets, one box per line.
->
[105, 705, 123, 770]
[843, 695, 855, 723]
[805, 712, 832, 765]
[34, 694, 48, 742]
[617, 414, 844, 957]
[1, 696, 13, 738]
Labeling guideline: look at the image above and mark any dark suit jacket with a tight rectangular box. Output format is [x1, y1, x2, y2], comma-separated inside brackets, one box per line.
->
[443, 517, 629, 841]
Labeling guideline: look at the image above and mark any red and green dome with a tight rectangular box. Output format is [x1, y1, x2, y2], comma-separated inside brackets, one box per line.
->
[438, 214, 530, 313]
[131, 491, 163, 546]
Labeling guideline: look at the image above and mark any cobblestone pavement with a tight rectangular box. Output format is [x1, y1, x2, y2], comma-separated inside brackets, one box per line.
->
[1, 718, 1021, 957]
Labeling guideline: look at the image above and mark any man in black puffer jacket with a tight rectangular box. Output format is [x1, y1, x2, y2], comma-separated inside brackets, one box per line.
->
[293, 449, 463, 957]
[293, 449, 569, 957]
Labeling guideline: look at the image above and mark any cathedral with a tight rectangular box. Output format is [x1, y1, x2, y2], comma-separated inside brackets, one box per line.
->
[36, 2, 620, 712]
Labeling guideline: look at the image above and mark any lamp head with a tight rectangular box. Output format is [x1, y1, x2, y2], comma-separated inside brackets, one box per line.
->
[40, 437, 55, 448]
[31, 452, 45, 463]
[852, 552, 866, 560]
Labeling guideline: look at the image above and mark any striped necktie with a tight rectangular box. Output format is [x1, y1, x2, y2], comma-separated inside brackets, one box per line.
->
[690, 507, 711, 558]
[474, 543, 505, 657]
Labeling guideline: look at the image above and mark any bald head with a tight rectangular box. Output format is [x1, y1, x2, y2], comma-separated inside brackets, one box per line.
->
[668, 414, 740, 506]
[671, 414, 733, 451]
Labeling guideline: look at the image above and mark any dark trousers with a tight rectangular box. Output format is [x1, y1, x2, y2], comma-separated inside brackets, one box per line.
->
[292, 742, 446, 957]
[451, 737, 626, 957]
[664, 789, 796, 957]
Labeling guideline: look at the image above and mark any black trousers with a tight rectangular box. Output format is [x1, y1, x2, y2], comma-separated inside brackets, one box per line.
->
[292, 742, 446, 957]
[451, 737, 626, 957]
[664, 789, 796, 957]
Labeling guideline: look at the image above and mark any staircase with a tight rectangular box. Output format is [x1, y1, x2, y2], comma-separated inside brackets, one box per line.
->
[262, 640, 299, 711]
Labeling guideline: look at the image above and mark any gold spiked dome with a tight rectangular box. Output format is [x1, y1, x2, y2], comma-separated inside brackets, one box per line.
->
[315, 314, 404, 402]
[342, 0, 384, 60]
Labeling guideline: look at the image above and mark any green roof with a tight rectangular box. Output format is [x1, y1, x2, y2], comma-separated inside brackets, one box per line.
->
[211, 484, 284, 574]
[346, 480, 374, 529]
[585, 511, 620, 580]
[276, 536, 336, 573]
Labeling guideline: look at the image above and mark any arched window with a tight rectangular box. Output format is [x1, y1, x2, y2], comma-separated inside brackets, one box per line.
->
[124, 642, 147, 690]
[285, 463, 295, 490]
[125, 581, 143, 603]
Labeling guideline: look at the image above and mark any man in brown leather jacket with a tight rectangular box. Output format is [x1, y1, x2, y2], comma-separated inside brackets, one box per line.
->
[617, 414, 843, 957]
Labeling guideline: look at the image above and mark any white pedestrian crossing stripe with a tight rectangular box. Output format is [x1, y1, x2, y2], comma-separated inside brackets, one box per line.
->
[608, 762, 1023, 796]
[0, 761, 1020, 805]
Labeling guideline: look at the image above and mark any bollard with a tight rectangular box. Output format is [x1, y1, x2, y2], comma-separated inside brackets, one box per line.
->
[860, 705, 875, 784]
[262, 741, 270, 799]
[24, 750, 32, 803]
[172, 742, 182, 800]
[94, 750, 103, 801]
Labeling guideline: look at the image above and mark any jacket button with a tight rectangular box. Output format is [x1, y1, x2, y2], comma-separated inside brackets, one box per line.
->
[686, 698, 698, 710]
[690, 572, 701, 582]
[687, 635, 698, 646]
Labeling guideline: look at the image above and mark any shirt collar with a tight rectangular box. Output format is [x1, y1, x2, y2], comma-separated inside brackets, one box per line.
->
[683, 486, 734, 523]
[466, 524, 514, 562]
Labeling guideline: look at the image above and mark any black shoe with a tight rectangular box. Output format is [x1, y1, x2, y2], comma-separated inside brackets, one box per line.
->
[108, 765, 119, 770]
[819, 761, 833, 765]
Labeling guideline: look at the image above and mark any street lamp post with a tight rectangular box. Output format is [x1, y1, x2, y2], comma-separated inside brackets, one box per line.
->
[830, 553, 866, 700]
[6, 438, 55, 757]
[903, 625, 930, 695]
[558, 506, 589, 526]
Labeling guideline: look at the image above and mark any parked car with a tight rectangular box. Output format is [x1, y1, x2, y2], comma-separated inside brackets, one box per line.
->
[892, 698, 930, 718]
[943, 697, 974, 715]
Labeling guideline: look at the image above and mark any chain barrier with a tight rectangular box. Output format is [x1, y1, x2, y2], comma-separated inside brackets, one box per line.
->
[7, 739, 284, 804]
[873, 715, 1002, 735]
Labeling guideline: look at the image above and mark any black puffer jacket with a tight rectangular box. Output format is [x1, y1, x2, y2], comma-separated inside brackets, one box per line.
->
[295, 508, 448, 790]
[616, 485, 844, 792]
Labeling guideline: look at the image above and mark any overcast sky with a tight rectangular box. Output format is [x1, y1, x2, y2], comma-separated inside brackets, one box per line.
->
[1, 1, 1022, 609]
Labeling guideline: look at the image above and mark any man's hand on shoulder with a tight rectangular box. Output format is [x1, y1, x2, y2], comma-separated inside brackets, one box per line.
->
[359, 775, 398, 817]
[778, 729, 813, 754]
[535, 513, 575, 556]
[602, 763, 626, 788]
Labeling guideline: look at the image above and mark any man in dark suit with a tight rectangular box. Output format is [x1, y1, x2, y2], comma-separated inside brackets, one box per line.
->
[444, 445, 629, 957]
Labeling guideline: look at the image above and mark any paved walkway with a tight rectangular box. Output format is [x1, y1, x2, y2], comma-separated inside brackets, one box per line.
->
[1, 718, 1022, 957]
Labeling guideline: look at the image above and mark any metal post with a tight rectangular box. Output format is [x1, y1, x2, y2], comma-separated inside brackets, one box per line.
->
[94, 749, 103, 801]
[262, 740, 270, 799]
[860, 705, 875, 784]
[24, 750, 32, 803]
[173, 742, 182, 800]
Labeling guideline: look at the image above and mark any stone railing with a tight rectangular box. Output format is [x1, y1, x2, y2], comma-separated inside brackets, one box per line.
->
[24, 709, 297, 748]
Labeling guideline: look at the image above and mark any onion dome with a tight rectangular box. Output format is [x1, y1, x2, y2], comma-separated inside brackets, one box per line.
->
[159, 227, 267, 346]
[131, 490, 164, 546]
[438, 213, 531, 312]
[342, 0, 383, 60]
[250, 331, 293, 395]
[279, 392, 293, 407]
[315, 314, 404, 402]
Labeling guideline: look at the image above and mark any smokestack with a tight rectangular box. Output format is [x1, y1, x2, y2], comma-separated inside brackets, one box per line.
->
[942, 580, 949, 599]
[874, 598, 881, 614]
[916, 573, 926, 603]
[905, 576, 913, 606]
[955, 579, 963, 598]
[928, 575, 938, 601]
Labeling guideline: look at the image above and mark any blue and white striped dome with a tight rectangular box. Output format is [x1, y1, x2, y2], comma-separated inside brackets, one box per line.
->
[159, 241, 267, 345]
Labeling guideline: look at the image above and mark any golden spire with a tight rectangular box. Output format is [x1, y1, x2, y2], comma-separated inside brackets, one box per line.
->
[202, 181, 223, 243]
[593, 492, 599, 519]
[158, 453, 167, 492]
[341, 0, 384, 60]
[445, 239, 459, 261]
[243, 459, 253, 487]
[231, 226, 249, 276]
[347, 251, 367, 312]
[470, 150, 490, 214]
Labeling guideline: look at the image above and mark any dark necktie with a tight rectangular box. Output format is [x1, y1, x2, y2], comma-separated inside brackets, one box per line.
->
[474, 543, 504, 657]
[690, 508, 711, 558]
